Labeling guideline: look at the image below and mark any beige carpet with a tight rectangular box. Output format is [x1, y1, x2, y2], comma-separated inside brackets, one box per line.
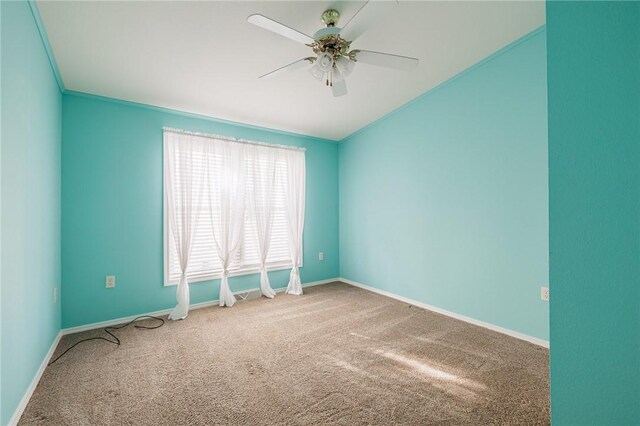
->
[20, 282, 549, 425]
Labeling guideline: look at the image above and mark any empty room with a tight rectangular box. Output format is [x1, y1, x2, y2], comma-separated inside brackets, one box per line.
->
[1, 0, 638, 425]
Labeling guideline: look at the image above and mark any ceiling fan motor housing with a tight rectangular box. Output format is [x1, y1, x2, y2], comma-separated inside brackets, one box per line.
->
[311, 9, 352, 62]
[311, 27, 351, 61]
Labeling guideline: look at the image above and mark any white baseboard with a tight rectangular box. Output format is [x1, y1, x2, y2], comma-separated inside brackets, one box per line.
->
[302, 277, 340, 287]
[62, 277, 339, 335]
[338, 277, 549, 348]
[8, 331, 63, 426]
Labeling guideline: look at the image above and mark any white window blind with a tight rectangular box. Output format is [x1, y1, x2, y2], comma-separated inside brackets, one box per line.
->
[164, 132, 296, 285]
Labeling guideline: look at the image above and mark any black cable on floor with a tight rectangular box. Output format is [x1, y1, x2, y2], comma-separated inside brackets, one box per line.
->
[48, 315, 165, 366]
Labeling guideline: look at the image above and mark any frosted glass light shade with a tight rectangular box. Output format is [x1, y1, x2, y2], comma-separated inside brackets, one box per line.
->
[336, 56, 355, 77]
[317, 53, 334, 72]
[309, 65, 325, 81]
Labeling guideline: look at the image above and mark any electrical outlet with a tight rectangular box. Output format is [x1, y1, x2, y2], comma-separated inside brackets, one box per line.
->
[319, 251, 324, 261]
[53, 287, 58, 304]
[541, 286, 549, 302]
[106, 275, 116, 288]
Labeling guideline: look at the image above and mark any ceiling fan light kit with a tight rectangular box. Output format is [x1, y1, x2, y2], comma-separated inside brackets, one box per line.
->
[247, 1, 419, 97]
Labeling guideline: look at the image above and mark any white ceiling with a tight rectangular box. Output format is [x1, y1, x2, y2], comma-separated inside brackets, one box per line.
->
[38, 1, 545, 141]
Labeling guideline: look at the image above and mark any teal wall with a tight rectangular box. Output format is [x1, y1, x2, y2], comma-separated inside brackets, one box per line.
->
[61, 93, 339, 328]
[339, 29, 549, 341]
[0, 0, 3, 420]
[0, 1, 62, 424]
[0, 0, 3, 419]
[547, 2, 640, 424]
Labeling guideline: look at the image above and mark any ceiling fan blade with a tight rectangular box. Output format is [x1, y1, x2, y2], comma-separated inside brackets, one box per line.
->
[339, 0, 398, 42]
[247, 14, 314, 45]
[259, 57, 314, 80]
[352, 50, 419, 71]
[332, 79, 348, 97]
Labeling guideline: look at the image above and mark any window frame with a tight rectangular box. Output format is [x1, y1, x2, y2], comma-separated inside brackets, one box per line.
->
[162, 137, 303, 287]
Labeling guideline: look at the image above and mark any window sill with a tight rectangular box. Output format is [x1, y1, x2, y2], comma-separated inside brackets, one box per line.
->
[164, 262, 297, 286]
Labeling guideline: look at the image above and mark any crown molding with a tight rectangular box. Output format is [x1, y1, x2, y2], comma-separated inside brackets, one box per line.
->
[28, 0, 65, 92]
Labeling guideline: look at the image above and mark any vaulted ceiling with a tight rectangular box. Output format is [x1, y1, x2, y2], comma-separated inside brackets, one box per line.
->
[37, 1, 545, 140]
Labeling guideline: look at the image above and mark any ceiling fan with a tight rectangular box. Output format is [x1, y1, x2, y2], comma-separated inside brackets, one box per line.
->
[247, 1, 419, 97]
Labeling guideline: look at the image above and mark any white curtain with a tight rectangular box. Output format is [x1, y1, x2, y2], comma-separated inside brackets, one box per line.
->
[284, 149, 306, 295]
[249, 145, 278, 298]
[205, 140, 246, 307]
[164, 132, 205, 320]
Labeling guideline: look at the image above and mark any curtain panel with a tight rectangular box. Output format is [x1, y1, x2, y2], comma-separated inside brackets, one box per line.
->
[163, 129, 306, 319]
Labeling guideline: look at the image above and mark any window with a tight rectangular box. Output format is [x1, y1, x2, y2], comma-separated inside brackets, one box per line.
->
[163, 129, 304, 285]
